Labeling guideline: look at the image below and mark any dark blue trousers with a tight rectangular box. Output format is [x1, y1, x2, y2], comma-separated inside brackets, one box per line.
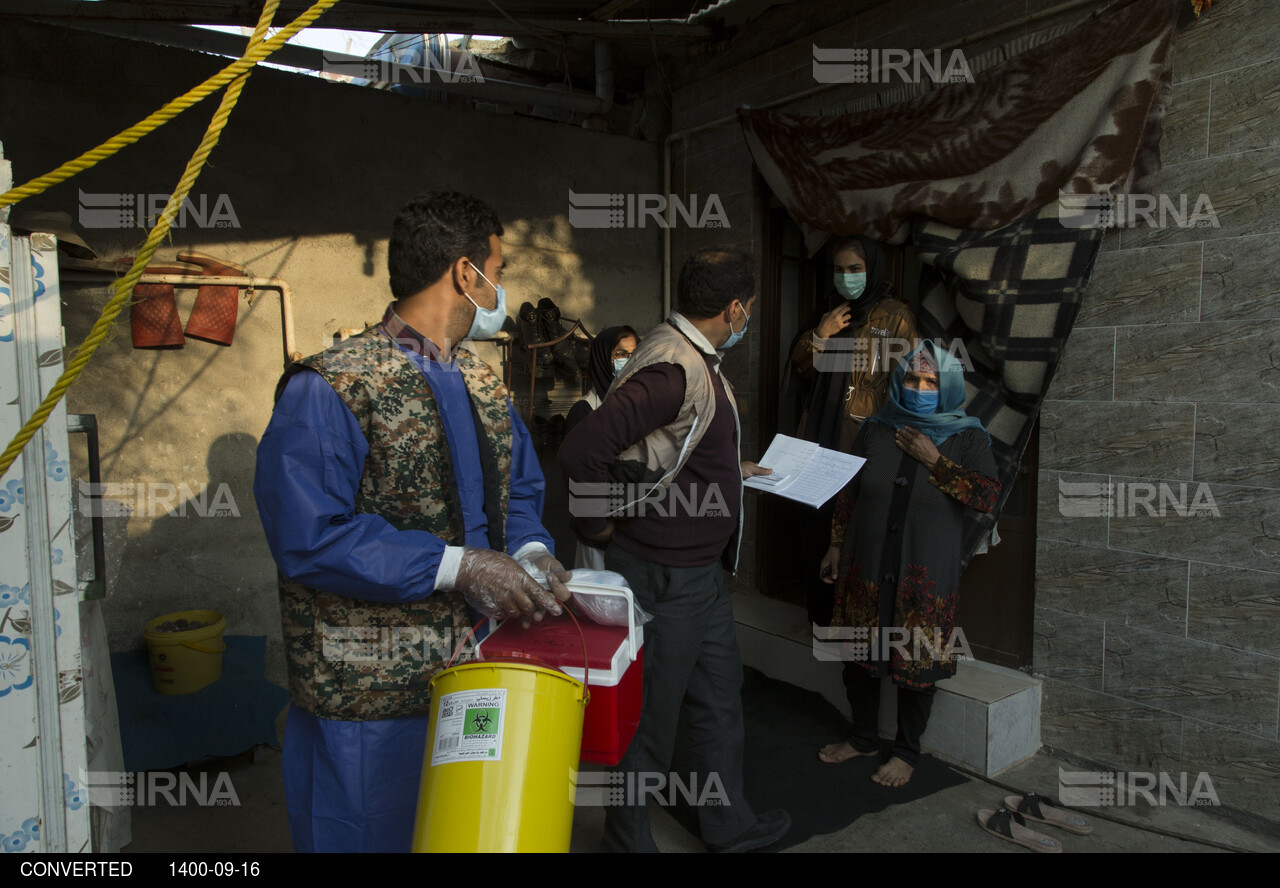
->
[601, 543, 756, 852]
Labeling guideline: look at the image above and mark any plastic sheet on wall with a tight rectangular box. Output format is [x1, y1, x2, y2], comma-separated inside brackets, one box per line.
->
[0, 220, 92, 852]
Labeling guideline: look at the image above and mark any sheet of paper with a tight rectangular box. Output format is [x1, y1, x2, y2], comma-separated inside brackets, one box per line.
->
[744, 434, 818, 491]
[745, 433, 865, 508]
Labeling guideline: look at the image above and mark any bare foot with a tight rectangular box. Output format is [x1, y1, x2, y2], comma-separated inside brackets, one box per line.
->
[871, 756, 914, 787]
[817, 741, 877, 764]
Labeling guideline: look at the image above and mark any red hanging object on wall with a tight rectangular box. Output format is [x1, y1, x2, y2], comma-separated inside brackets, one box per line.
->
[130, 282, 185, 349]
[182, 254, 244, 346]
[124, 258, 197, 349]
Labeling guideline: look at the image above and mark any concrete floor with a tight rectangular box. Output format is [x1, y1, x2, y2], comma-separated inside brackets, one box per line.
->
[121, 741, 1279, 853]
[121, 615, 1279, 855]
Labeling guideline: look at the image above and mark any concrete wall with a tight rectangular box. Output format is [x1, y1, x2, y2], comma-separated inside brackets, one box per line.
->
[1035, 0, 1280, 831]
[0, 22, 663, 682]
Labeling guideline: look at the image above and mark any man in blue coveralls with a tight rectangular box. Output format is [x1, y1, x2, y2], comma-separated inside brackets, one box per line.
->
[254, 191, 571, 852]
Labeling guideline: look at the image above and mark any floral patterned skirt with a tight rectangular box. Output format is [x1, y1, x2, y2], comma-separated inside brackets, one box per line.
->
[831, 558, 961, 689]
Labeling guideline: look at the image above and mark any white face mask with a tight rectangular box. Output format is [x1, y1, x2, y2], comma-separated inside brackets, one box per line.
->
[834, 272, 867, 300]
[464, 266, 507, 340]
[722, 302, 750, 350]
[612, 357, 629, 375]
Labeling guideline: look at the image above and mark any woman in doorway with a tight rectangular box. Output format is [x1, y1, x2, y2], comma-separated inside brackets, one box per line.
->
[817, 340, 999, 786]
[789, 236, 917, 627]
[790, 236, 917, 453]
[565, 325, 639, 569]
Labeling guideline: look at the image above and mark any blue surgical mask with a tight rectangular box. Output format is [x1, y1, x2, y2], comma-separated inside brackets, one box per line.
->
[834, 272, 867, 300]
[612, 357, 629, 375]
[464, 267, 507, 340]
[900, 387, 939, 414]
[722, 302, 750, 350]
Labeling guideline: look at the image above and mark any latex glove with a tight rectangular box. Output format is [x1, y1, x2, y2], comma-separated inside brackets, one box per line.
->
[455, 547, 564, 625]
[515, 549, 574, 606]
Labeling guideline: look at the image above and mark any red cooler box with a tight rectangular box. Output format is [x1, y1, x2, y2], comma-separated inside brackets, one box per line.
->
[476, 583, 643, 766]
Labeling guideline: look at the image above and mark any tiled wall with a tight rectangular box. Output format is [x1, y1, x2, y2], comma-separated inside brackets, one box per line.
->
[1035, 0, 1280, 829]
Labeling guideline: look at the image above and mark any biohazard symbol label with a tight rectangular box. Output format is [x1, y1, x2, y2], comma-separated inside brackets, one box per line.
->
[464, 707, 498, 737]
[431, 690, 506, 766]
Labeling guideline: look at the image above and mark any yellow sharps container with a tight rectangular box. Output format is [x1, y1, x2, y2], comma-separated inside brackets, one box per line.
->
[411, 658, 587, 852]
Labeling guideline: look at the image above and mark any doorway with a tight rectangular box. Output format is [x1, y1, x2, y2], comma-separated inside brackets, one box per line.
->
[755, 206, 1038, 669]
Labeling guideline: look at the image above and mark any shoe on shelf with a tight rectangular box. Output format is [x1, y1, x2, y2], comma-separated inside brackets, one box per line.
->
[536, 297, 561, 343]
[522, 299, 555, 375]
[518, 301, 540, 341]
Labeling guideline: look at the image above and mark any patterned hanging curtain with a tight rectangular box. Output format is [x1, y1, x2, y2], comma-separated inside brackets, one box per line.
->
[739, 0, 1180, 563]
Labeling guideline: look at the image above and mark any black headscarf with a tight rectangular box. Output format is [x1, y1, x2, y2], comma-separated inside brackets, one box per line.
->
[588, 325, 638, 400]
[793, 235, 892, 450]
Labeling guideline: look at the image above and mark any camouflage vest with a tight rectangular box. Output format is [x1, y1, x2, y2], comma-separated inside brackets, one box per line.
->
[275, 327, 513, 721]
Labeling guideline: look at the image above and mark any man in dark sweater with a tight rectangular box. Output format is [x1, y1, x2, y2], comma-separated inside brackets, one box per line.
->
[558, 247, 790, 853]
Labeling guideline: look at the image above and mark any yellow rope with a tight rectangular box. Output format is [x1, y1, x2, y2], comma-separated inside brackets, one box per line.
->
[0, 0, 341, 208]
[0, 0, 340, 480]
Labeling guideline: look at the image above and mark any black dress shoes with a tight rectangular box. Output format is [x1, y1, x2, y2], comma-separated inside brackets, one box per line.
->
[705, 808, 792, 853]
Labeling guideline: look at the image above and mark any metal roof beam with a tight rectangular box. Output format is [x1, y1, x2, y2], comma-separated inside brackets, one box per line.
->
[1, 1, 716, 39]
[43, 17, 614, 115]
[588, 0, 646, 21]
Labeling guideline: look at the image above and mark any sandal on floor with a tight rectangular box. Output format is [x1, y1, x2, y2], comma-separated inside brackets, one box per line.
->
[1004, 792, 1093, 835]
[977, 808, 1063, 853]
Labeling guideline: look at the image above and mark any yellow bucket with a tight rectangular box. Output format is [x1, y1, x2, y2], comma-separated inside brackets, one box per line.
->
[412, 659, 587, 852]
[142, 609, 227, 695]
